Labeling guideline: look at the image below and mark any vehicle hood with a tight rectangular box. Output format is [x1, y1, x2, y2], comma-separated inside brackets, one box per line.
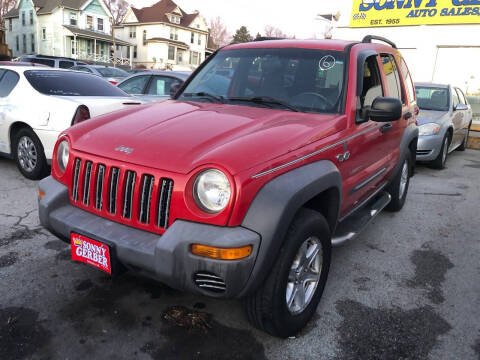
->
[67, 100, 343, 175]
[417, 109, 449, 126]
[56, 96, 144, 117]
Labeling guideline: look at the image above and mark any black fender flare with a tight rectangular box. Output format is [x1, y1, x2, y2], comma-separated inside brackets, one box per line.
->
[395, 122, 419, 177]
[239, 160, 342, 297]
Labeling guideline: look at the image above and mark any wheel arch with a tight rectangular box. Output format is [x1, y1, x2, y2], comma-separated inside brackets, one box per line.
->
[239, 160, 342, 297]
[8, 121, 34, 153]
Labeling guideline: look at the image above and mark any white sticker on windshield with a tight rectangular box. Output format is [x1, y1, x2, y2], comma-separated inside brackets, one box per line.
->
[319, 55, 336, 71]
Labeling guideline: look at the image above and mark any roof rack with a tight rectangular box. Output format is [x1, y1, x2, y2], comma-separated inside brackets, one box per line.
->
[254, 37, 286, 42]
[362, 35, 397, 49]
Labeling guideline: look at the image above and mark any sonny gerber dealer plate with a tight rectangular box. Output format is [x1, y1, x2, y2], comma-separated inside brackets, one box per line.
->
[71, 233, 111, 274]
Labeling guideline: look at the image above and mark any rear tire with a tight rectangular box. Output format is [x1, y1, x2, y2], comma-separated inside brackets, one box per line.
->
[244, 208, 331, 338]
[13, 127, 48, 180]
[386, 150, 411, 212]
[457, 123, 471, 151]
[431, 134, 450, 169]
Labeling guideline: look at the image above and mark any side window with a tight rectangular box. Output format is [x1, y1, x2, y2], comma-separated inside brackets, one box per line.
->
[399, 57, 415, 103]
[0, 70, 20, 97]
[118, 75, 150, 95]
[147, 76, 181, 96]
[59, 61, 74, 69]
[361, 55, 383, 108]
[79, 67, 93, 73]
[32, 58, 55, 67]
[380, 54, 402, 101]
[452, 88, 460, 108]
[456, 88, 467, 105]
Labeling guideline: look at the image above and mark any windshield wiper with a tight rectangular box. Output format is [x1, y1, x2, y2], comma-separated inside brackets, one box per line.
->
[228, 96, 300, 112]
[183, 92, 224, 103]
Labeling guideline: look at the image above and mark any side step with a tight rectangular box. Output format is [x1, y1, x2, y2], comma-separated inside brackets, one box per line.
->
[331, 191, 391, 246]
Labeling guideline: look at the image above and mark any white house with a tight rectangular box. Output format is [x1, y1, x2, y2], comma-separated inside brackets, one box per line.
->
[5, 0, 132, 64]
[113, 0, 209, 70]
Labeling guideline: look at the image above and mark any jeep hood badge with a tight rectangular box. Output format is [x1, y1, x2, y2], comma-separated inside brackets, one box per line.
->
[114, 146, 134, 154]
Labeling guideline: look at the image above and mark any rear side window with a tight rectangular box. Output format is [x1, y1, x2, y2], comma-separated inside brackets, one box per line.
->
[456, 88, 467, 104]
[399, 58, 415, 103]
[147, 76, 182, 96]
[0, 70, 20, 97]
[24, 70, 128, 96]
[31, 58, 55, 67]
[96, 67, 129, 78]
[59, 61, 74, 69]
[118, 75, 150, 94]
[380, 54, 402, 101]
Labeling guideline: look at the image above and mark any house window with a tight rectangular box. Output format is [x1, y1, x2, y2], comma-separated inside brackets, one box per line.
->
[42, 27, 46, 40]
[143, 30, 147, 45]
[190, 51, 199, 65]
[198, 35, 201, 45]
[71, 39, 76, 55]
[170, 15, 180, 24]
[133, 45, 137, 58]
[16, 36, 19, 51]
[168, 45, 175, 60]
[127, 46, 130, 58]
[70, 12, 77, 26]
[22, 12, 25, 26]
[116, 44, 119, 50]
[129, 27, 136, 38]
[97, 18, 103, 31]
[30, 10, 33, 25]
[191, 32, 194, 44]
[31, 33, 35, 52]
[87, 15, 93, 30]
[177, 50, 183, 63]
[170, 28, 178, 41]
[22, 34, 26, 53]
[8, 19, 12, 32]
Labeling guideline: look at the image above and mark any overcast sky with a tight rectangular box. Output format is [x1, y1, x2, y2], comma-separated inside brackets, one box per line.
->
[128, 0, 353, 38]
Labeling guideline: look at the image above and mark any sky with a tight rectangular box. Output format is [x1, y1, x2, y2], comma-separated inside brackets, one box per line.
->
[128, 0, 353, 38]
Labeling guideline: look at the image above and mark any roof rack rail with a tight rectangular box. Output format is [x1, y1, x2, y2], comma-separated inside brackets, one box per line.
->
[254, 37, 285, 42]
[362, 35, 397, 49]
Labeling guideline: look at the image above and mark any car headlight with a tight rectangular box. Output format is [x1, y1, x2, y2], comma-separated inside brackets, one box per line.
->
[57, 140, 70, 173]
[418, 123, 440, 136]
[194, 169, 231, 213]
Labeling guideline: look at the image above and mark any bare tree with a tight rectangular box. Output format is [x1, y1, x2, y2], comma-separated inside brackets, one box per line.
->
[264, 25, 287, 38]
[104, 0, 129, 25]
[209, 16, 230, 47]
[0, 0, 16, 28]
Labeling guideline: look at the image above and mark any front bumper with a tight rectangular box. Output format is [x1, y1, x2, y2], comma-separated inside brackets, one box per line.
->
[416, 134, 443, 161]
[38, 176, 260, 298]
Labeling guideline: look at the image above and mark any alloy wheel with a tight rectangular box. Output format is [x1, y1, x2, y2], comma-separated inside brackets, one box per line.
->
[17, 136, 37, 173]
[399, 160, 409, 199]
[442, 136, 449, 165]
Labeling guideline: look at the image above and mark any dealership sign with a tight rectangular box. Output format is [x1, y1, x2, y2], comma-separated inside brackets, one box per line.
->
[350, 0, 480, 27]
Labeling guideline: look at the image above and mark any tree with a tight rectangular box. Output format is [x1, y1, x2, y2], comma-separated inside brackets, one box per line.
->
[264, 25, 287, 38]
[209, 16, 230, 47]
[0, 0, 16, 28]
[104, 0, 129, 25]
[255, 32, 262, 40]
[231, 26, 253, 44]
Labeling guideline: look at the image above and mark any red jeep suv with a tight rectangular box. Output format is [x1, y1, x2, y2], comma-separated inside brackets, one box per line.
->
[39, 36, 418, 337]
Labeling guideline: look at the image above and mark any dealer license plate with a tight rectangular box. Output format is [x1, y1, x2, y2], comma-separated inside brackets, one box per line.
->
[71, 233, 111, 274]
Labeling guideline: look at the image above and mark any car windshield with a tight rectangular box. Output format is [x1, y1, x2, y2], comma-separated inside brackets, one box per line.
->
[96, 67, 129, 78]
[415, 86, 450, 111]
[178, 48, 346, 114]
[24, 70, 129, 96]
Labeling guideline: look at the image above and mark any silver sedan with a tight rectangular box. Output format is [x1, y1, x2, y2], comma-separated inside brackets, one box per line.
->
[415, 83, 472, 169]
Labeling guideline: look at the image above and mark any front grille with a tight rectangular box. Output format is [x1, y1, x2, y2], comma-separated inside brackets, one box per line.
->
[71, 157, 174, 231]
[416, 149, 431, 155]
[194, 272, 227, 293]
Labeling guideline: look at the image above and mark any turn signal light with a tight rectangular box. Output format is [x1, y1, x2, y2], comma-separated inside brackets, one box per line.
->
[38, 190, 45, 199]
[191, 244, 252, 260]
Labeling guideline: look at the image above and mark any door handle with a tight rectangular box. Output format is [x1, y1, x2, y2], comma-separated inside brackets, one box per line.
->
[404, 112, 412, 120]
[380, 123, 393, 133]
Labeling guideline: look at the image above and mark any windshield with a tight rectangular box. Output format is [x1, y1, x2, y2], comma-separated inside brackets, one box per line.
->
[415, 86, 450, 111]
[24, 70, 129, 96]
[97, 67, 129, 78]
[178, 48, 345, 114]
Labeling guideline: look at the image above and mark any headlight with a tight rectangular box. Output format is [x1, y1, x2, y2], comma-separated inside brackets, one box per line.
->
[418, 123, 440, 136]
[194, 169, 231, 213]
[56, 140, 70, 173]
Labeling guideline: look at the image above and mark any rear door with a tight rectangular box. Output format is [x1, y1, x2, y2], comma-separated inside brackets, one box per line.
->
[0, 69, 21, 154]
[455, 87, 471, 145]
[144, 75, 183, 102]
[450, 87, 464, 148]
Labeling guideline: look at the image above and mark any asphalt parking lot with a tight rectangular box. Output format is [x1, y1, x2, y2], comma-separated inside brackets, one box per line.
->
[0, 150, 479, 360]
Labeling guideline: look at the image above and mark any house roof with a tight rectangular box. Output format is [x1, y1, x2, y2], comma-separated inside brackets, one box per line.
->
[5, 0, 91, 17]
[147, 37, 189, 49]
[130, 0, 198, 27]
[63, 25, 132, 46]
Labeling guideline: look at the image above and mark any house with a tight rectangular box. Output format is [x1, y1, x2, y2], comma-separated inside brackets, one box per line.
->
[113, 0, 209, 70]
[4, 0, 132, 64]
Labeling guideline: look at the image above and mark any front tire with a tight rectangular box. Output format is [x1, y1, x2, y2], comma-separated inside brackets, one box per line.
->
[13, 128, 48, 180]
[244, 208, 331, 338]
[431, 134, 450, 169]
[386, 150, 411, 212]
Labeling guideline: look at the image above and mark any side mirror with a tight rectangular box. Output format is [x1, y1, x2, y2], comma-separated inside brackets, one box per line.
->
[454, 103, 468, 111]
[169, 82, 182, 98]
[366, 97, 402, 122]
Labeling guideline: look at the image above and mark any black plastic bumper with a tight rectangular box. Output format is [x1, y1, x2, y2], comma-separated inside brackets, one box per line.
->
[38, 176, 261, 298]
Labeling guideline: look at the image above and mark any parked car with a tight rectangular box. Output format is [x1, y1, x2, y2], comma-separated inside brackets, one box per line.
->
[18, 55, 87, 68]
[415, 83, 472, 168]
[0, 65, 143, 179]
[70, 65, 129, 85]
[117, 71, 190, 102]
[38, 36, 418, 337]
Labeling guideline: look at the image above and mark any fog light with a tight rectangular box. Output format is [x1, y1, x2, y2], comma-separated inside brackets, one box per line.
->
[191, 244, 252, 260]
[38, 190, 45, 199]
